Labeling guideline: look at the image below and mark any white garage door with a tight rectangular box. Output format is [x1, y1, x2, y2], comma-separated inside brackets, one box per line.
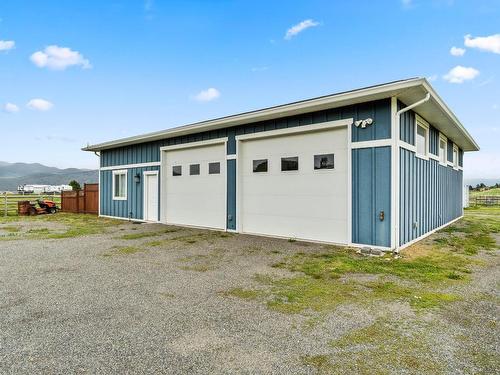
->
[239, 127, 348, 243]
[163, 143, 226, 229]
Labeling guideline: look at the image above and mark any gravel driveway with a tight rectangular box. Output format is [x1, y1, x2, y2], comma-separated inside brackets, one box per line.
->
[0, 219, 498, 374]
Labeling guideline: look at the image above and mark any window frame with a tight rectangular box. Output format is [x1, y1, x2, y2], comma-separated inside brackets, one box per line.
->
[415, 115, 429, 160]
[452, 144, 459, 170]
[189, 163, 200, 176]
[112, 170, 127, 201]
[313, 153, 335, 171]
[172, 165, 182, 176]
[208, 162, 221, 175]
[281, 156, 299, 172]
[438, 134, 448, 166]
[252, 159, 269, 173]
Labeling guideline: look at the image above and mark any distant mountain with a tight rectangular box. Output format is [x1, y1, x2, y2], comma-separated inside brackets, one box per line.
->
[0, 161, 98, 191]
[464, 178, 500, 187]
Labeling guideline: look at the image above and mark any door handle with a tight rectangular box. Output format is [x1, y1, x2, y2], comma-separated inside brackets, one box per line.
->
[379, 210, 385, 221]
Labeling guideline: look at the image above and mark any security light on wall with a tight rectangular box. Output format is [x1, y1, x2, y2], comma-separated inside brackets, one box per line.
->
[354, 118, 374, 128]
[134, 173, 141, 183]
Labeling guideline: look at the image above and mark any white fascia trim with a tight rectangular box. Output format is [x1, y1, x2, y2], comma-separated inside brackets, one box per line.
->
[235, 119, 353, 141]
[428, 153, 440, 162]
[99, 214, 147, 223]
[83, 78, 425, 152]
[421, 80, 479, 151]
[112, 169, 127, 201]
[399, 141, 416, 153]
[351, 139, 392, 149]
[159, 137, 228, 152]
[101, 162, 161, 171]
[226, 154, 237, 160]
[398, 215, 462, 251]
[391, 96, 399, 250]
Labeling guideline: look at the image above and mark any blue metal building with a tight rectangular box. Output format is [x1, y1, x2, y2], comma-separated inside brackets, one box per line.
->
[83, 78, 479, 251]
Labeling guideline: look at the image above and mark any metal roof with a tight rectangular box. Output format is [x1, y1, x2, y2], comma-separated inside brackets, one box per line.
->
[82, 78, 479, 152]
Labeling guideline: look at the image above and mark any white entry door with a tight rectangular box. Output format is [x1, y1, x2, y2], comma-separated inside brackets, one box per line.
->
[144, 171, 159, 221]
[238, 127, 348, 243]
[163, 142, 226, 229]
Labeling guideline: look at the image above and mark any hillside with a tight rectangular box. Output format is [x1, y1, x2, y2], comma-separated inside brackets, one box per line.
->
[0, 162, 98, 191]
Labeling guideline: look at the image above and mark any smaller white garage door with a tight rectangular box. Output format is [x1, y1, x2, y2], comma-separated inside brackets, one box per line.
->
[239, 127, 348, 243]
[163, 142, 226, 229]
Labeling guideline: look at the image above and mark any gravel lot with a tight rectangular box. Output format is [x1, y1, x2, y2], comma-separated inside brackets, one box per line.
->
[0, 218, 498, 374]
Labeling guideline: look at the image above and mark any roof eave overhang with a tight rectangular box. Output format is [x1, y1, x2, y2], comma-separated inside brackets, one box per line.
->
[82, 78, 479, 152]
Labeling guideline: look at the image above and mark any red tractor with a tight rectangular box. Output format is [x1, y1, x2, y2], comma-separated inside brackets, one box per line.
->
[28, 199, 59, 215]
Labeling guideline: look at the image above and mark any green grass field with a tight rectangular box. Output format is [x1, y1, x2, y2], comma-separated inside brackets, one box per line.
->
[0, 194, 61, 216]
[470, 187, 500, 197]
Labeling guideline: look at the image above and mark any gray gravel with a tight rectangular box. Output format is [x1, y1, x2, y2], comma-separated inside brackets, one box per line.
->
[0, 221, 498, 374]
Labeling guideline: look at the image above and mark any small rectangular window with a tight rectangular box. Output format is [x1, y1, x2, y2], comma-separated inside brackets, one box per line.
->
[416, 124, 427, 156]
[314, 154, 334, 170]
[190, 164, 200, 175]
[112, 171, 127, 200]
[208, 162, 220, 174]
[253, 159, 268, 173]
[281, 157, 298, 171]
[439, 139, 446, 164]
[453, 147, 458, 168]
[172, 166, 182, 176]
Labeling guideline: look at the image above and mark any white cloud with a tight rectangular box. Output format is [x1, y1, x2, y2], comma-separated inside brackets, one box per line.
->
[193, 88, 220, 102]
[0, 40, 15, 51]
[27, 98, 54, 111]
[464, 34, 500, 54]
[284, 19, 319, 40]
[401, 0, 413, 7]
[450, 46, 465, 56]
[427, 74, 438, 82]
[443, 65, 479, 83]
[3, 103, 19, 113]
[30, 45, 91, 70]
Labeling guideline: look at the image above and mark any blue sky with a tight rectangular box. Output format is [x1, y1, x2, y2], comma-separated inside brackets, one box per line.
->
[1, 0, 499, 179]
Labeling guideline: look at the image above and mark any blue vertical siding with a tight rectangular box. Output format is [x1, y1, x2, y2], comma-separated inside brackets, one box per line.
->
[101, 99, 392, 168]
[352, 146, 391, 247]
[447, 140, 454, 162]
[429, 126, 439, 156]
[100, 166, 160, 220]
[399, 101, 415, 145]
[399, 148, 462, 246]
[226, 159, 236, 230]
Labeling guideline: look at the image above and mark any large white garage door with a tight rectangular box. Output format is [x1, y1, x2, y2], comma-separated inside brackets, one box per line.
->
[163, 143, 226, 229]
[239, 127, 348, 243]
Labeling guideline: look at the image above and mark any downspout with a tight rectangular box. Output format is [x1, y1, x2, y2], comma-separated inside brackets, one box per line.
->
[94, 151, 101, 217]
[393, 92, 431, 254]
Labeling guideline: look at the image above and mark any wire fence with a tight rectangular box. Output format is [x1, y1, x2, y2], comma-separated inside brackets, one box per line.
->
[469, 196, 500, 206]
[1, 192, 62, 217]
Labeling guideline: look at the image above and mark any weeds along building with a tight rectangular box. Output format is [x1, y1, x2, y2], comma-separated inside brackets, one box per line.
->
[83, 78, 479, 251]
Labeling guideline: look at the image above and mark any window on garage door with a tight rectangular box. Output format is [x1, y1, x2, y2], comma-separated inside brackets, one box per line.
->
[281, 157, 298, 171]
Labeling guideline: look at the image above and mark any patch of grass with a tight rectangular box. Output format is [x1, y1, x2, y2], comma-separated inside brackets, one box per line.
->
[326, 319, 444, 374]
[1, 226, 20, 233]
[301, 355, 332, 373]
[103, 246, 143, 256]
[27, 228, 50, 234]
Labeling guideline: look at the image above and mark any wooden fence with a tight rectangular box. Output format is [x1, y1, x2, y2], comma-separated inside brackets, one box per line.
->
[469, 196, 500, 206]
[61, 184, 99, 214]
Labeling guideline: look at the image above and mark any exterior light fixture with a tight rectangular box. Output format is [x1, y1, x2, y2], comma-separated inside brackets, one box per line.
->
[134, 173, 141, 183]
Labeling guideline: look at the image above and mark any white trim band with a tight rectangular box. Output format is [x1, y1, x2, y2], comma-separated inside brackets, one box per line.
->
[101, 161, 161, 171]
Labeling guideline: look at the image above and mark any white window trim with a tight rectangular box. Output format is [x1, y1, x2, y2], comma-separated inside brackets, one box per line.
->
[112, 169, 127, 201]
[415, 114, 429, 160]
[452, 144, 459, 170]
[438, 133, 448, 166]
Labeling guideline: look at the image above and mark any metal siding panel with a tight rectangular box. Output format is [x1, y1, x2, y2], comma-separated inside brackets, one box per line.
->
[226, 159, 236, 230]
